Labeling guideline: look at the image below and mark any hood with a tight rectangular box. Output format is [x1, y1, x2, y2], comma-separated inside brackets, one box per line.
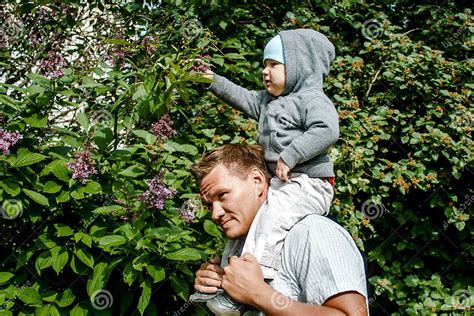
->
[278, 29, 335, 95]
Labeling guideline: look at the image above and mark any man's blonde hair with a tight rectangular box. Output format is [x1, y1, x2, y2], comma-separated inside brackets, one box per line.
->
[191, 144, 271, 184]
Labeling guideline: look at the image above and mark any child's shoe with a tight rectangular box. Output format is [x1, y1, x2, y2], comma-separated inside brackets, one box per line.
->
[206, 293, 253, 316]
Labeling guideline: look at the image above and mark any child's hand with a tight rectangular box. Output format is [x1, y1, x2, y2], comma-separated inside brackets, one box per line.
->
[194, 257, 224, 293]
[276, 158, 291, 181]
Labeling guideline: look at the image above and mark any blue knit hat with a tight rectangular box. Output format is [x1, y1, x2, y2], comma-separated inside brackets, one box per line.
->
[263, 35, 285, 64]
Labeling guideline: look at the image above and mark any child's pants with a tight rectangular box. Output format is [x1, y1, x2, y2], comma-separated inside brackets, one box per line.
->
[221, 174, 334, 279]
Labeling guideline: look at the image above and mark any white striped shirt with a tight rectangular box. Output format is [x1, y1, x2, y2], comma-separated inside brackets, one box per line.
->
[269, 214, 368, 308]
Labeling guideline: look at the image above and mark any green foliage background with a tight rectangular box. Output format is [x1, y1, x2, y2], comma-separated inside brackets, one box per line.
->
[0, 0, 472, 315]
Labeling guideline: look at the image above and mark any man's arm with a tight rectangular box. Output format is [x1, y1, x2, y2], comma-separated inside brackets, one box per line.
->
[252, 283, 367, 316]
[222, 253, 368, 316]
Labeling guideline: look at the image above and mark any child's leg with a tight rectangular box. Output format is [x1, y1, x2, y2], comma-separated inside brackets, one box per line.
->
[241, 174, 334, 279]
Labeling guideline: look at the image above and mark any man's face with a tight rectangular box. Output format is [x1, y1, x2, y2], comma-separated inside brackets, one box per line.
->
[262, 59, 286, 96]
[200, 164, 265, 239]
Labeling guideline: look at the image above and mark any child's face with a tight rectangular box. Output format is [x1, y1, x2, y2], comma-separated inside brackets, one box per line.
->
[262, 59, 286, 96]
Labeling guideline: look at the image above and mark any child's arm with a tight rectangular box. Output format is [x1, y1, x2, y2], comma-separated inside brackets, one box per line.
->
[205, 71, 267, 121]
[280, 99, 339, 170]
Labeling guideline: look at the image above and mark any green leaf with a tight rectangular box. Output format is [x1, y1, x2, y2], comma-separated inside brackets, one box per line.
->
[24, 113, 48, 128]
[54, 223, 74, 237]
[43, 181, 62, 194]
[56, 190, 70, 203]
[82, 181, 102, 194]
[219, 20, 228, 30]
[119, 164, 146, 178]
[0, 180, 21, 197]
[204, 220, 222, 238]
[11, 149, 46, 167]
[56, 288, 75, 307]
[164, 248, 202, 261]
[98, 235, 128, 247]
[92, 127, 114, 151]
[35, 250, 52, 275]
[0, 272, 14, 284]
[0, 94, 19, 109]
[70, 304, 89, 316]
[35, 305, 60, 316]
[52, 248, 69, 274]
[41, 159, 70, 182]
[123, 262, 138, 286]
[77, 112, 90, 130]
[18, 287, 42, 305]
[137, 279, 152, 315]
[170, 275, 189, 301]
[23, 189, 49, 206]
[133, 130, 156, 144]
[70, 255, 89, 276]
[86, 262, 109, 297]
[92, 205, 125, 215]
[75, 247, 94, 268]
[202, 128, 216, 138]
[146, 265, 166, 283]
[133, 84, 147, 100]
[27, 73, 50, 86]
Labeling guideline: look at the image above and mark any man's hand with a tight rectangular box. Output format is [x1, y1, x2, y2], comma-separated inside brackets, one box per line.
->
[276, 158, 291, 181]
[221, 253, 267, 304]
[194, 257, 224, 294]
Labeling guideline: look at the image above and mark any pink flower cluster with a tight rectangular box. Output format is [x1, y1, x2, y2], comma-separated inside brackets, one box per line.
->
[192, 54, 212, 72]
[67, 146, 97, 184]
[142, 36, 157, 55]
[151, 114, 176, 139]
[139, 175, 177, 210]
[0, 129, 23, 155]
[39, 51, 66, 78]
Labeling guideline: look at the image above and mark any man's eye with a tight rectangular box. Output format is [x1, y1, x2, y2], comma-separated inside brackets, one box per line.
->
[218, 192, 227, 199]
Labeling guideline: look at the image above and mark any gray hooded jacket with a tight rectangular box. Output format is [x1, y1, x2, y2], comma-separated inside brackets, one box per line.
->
[209, 29, 339, 177]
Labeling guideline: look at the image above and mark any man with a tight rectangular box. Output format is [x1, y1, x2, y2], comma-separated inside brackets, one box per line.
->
[191, 144, 368, 315]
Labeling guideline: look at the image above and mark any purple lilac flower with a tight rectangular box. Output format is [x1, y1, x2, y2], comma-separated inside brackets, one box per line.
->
[192, 53, 211, 72]
[142, 36, 157, 55]
[29, 32, 39, 47]
[67, 146, 97, 184]
[139, 175, 176, 210]
[0, 129, 23, 155]
[151, 114, 176, 139]
[39, 51, 66, 78]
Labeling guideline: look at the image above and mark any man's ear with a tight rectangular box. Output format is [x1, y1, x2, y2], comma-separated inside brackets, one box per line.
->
[249, 168, 266, 196]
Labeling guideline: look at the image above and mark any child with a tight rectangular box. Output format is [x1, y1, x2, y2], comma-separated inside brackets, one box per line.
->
[194, 29, 338, 312]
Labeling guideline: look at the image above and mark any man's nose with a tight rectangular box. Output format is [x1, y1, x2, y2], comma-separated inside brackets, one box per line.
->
[262, 67, 269, 75]
[211, 202, 225, 221]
